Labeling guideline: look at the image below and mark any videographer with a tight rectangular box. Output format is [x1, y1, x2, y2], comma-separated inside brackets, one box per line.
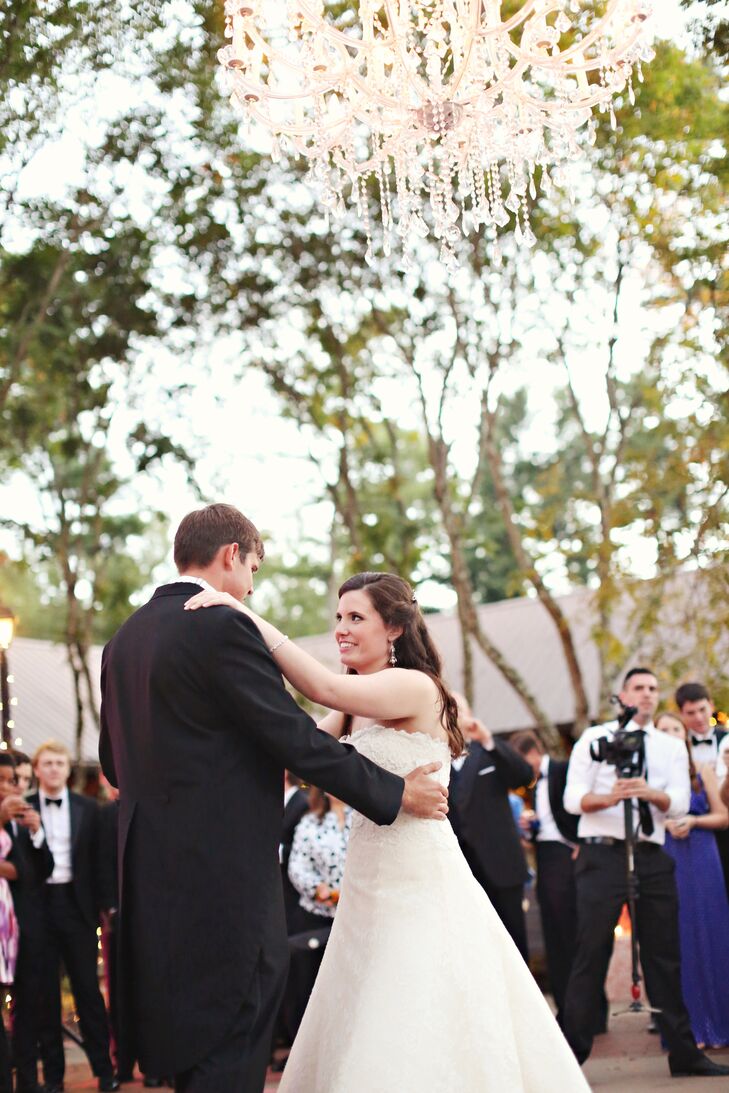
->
[562, 667, 729, 1079]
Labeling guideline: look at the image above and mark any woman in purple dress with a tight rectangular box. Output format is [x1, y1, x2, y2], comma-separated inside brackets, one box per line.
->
[656, 712, 729, 1048]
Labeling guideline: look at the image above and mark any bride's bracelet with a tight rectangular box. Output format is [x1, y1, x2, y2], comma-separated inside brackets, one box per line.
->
[268, 635, 289, 654]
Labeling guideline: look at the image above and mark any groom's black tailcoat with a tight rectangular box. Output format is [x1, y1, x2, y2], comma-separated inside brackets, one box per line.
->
[99, 583, 404, 1080]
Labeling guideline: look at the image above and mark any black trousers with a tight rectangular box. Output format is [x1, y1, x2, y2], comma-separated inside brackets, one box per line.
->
[175, 940, 289, 1093]
[0, 1017, 10, 1093]
[536, 841, 577, 1023]
[563, 842, 700, 1067]
[466, 855, 528, 963]
[11, 932, 45, 1091]
[38, 885, 113, 1085]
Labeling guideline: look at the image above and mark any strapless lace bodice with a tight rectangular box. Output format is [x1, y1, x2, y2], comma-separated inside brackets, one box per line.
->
[348, 724, 453, 853]
[349, 723, 450, 778]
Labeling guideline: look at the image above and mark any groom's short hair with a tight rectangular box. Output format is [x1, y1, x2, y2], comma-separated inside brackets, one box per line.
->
[174, 504, 264, 571]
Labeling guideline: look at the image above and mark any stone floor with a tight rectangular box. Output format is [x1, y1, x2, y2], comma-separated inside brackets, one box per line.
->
[56, 933, 729, 1091]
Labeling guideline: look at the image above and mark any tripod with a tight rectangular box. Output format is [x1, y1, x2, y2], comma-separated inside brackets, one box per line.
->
[614, 767, 662, 1020]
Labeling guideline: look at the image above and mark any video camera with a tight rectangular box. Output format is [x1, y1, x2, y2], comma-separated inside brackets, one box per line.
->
[589, 699, 645, 779]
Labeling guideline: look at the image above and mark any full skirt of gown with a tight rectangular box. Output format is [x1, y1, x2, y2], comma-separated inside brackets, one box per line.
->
[279, 725, 590, 1093]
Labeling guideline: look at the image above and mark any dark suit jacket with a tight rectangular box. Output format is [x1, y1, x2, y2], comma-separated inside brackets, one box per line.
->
[455, 738, 533, 889]
[546, 758, 580, 844]
[281, 788, 310, 933]
[5, 822, 54, 939]
[99, 582, 404, 1076]
[97, 800, 119, 911]
[28, 789, 103, 928]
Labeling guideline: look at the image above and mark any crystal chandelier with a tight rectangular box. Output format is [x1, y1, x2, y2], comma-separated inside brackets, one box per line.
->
[218, 1, 654, 267]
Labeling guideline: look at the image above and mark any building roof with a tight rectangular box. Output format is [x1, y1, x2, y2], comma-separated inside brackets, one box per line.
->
[6, 569, 724, 764]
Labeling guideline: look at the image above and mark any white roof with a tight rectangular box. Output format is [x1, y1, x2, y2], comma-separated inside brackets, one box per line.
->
[6, 572, 723, 763]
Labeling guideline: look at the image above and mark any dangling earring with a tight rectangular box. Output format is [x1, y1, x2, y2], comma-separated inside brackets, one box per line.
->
[390, 642, 397, 667]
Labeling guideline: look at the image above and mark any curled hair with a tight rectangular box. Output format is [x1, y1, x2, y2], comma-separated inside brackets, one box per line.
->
[338, 572, 464, 758]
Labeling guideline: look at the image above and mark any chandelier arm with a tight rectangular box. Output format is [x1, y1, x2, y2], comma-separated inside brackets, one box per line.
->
[496, 21, 645, 75]
[448, 0, 486, 100]
[381, 0, 438, 106]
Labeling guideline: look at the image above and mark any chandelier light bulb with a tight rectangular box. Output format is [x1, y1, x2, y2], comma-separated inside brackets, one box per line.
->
[218, 0, 654, 267]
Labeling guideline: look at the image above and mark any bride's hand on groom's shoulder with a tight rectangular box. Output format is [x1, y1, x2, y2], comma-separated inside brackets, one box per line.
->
[184, 590, 247, 613]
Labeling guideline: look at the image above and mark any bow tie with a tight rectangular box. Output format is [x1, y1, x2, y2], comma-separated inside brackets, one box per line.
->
[44, 797, 63, 807]
[691, 736, 713, 747]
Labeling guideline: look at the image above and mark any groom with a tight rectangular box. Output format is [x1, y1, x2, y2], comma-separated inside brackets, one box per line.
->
[99, 503, 447, 1093]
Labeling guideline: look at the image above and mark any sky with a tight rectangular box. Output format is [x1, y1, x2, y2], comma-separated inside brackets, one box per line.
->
[1, 0, 701, 610]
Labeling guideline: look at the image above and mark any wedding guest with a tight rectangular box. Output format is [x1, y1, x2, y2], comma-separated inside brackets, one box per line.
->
[453, 695, 534, 962]
[288, 788, 351, 927]
[656, 711, 729, 1048]
[9, 750, 34, 796]
[29, 741, 118, 1093]
[511, 733, 578, 1025]
[271, 773, 311, 1065]
[676, 682, 729, 897]
[281, 772, 310, 936]
[286, 789, 351, 1039]
[1, 752, 53, 1093]
[562, 667, 728, 1078]
[0, 756, 20, 1093]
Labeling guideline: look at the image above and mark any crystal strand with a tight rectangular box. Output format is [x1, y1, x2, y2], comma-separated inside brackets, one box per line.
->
[361, 176, 374, 264]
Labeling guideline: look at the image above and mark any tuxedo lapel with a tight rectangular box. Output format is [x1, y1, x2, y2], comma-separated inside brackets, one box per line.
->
[70, 791, 84, 857]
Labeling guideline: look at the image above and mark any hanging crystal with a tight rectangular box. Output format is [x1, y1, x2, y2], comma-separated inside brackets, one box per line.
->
[218, 0, 654, 266]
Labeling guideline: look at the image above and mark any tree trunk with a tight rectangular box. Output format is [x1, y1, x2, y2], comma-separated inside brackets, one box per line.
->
[427, 433, 563, 752]
[481, 405, 591, 736]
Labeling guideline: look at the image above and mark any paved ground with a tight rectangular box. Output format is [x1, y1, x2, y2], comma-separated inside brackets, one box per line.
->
[58, 1018, 729, 1091]
[54, 933, 729, 1091]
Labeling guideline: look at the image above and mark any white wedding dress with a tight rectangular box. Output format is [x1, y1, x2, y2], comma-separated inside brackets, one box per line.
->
[279, 725, 591, 1093]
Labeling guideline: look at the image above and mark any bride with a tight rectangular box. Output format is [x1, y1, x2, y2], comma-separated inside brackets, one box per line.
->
[185, 571, 590, 1092]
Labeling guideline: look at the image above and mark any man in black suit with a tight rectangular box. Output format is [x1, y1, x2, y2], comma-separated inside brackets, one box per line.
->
[0, 753, 54, 1093]
[280, 772, 310, 936]
[30, 742, 118, 1093]
[511, 732, 580, 1027]
[99, 503, 447, 1093]
[452, 696, 534, 962]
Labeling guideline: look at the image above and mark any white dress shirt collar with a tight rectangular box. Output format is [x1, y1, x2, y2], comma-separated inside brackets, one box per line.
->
[40, 785, 69, 808]
[166, 575, 216, 593]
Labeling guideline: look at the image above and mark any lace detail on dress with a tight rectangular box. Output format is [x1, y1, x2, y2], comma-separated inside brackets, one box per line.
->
[347, 725, 453, 852]
[280, 722, 590, 1093]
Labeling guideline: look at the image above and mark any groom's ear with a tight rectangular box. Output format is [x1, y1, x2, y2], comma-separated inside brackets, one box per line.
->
[221, 542, 239, 570]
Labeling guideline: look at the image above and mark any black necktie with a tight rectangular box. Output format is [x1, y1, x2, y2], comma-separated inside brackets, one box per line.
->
[45, 797, 63, 807]
[692, 736, 713, 747]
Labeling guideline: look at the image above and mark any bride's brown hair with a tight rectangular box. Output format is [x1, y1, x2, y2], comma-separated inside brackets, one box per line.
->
[338, 572, 464, 759]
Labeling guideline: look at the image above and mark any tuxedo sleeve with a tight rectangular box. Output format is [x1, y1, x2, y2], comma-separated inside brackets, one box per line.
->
[99, 642, 117, 788]
[209, 610, 404, 826]
[489, 737, 534, 791]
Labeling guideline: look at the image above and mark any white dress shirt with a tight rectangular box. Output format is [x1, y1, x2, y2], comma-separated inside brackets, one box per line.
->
[535, 755, 572, 846]
[564, 721, 690, 845]
[39, 786, 73, 883]
[717, 736, 729, 782]
[164, 575, 215, 592]
[690, 727, 727, 777]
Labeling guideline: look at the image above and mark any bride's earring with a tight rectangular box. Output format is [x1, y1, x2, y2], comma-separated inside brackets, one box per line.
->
[390, 642, 397, 667]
